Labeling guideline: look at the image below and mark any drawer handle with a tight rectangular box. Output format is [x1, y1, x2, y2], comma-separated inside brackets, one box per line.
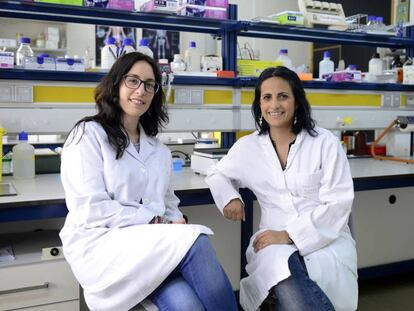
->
[0, 282, 49, 295]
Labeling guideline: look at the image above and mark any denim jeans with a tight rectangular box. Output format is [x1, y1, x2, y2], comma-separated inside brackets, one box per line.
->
[149, 234, 238, 311]
[271, 251, 335, 311]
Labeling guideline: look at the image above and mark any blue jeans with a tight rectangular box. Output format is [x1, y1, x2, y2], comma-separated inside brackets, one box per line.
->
[149, 234, 238, 311]
[272, 251, 335, 311]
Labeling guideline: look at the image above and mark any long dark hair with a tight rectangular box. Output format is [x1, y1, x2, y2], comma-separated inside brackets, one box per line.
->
[251, 66, 316, 137]
[68, 52, 168, 159]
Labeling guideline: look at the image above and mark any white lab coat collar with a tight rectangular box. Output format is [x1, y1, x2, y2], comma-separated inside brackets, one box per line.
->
[126, 124, 156, 164]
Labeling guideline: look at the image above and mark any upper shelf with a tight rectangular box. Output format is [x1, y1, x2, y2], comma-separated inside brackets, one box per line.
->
[1, 1, 413, 48]
[2, 69, 414, 92]
[0, 0, 238, 35]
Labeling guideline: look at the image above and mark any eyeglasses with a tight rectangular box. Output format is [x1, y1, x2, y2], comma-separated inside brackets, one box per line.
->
[123, 75, 160, 94]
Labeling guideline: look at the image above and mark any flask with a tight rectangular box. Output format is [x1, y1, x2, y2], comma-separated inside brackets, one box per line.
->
[391, 55, 404, 83]
[375, 16, 386, 32]
[184, 41, 201, 72]
[276, 49, 293, 70]
[136, 38, 153, 58]
[122, 38, 136, 56]
[101, 37, 117, 70]
[319, 51, 334, 79]
[368, 53, 383, 81]
[16, 37, 34, 67]
[170, 54, 186, 72]
[12, 131, 35, 179]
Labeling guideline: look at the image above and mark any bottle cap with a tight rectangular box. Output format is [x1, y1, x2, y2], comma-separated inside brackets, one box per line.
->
[123, 38, 134, 46]
[376, 16, 384, 23]
[18, 131, 28, 141]
[106, 37, 116, 45]
[189, 41, 196, 48]
[280, 49, 288, 54]
[348, 64, 356, 70]
[139, 38, 149, 47]
[323, 51, 331, 58]
[368, 15, 376, 21]
[20, 37, 31, 44]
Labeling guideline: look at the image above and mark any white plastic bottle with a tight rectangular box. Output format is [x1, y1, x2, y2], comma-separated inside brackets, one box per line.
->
[122, 38, 136, 56]
[12, 131, 35, 179]
[376, 16, 386, 32]
[276, 49, 293, 70]
[184, 41, 201, 72]
[368, 53, 383, 81]
[170, 54, 186, 72]
[101, 37, 117, 70]
[319, 51, 334, 79]
[136, 38, 153, 58]
[16, 37, 34, 67]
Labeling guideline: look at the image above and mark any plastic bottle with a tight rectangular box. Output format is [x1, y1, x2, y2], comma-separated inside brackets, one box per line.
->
[12, 131, 35, 179]
[319, 51, 334, 79]
[184, 41, 201, 72]
[391, 55, 404, 83]
[16, 37, 34, 67]
[136, 38, 153, 58]
[101, 37, 117, 70]
[276, 49, 293, 70]
[122, 38, 136, 56]
[346, 64, 357, 71]
[368, 53, 383, 81]
[366, 15, 377, 32]
[375, 16, 386, 32]
[170, 54, 186, 72]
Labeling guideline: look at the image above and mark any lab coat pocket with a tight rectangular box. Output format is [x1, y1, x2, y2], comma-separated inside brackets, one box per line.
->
[296, 170, 322, 200]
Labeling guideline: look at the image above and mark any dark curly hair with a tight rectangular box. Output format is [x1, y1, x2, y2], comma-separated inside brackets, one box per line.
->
[251, 66, 317, 137]
[69, 52, 168, 159]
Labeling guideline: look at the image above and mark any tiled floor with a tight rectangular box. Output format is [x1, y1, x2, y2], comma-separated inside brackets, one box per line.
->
[358, 273, 414, 311]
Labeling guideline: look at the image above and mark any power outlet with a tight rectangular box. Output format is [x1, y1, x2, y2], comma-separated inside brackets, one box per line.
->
[406, 95, 414, 108]
[15, 85, 33, 103]
[174, 89, 191, 104]
[382, 94, 392, 107]
[392, 94, 401, 107]
[191, 90, 203, 105]
[0, 85, 13, 102]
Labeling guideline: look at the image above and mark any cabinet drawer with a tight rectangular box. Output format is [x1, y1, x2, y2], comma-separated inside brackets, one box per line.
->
[0, 260, 79, 311]
[17, 299, 79, 311]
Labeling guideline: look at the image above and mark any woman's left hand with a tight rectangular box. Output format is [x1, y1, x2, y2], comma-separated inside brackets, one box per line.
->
[253, 230, 292, 252]
[172, 218, 186, 224]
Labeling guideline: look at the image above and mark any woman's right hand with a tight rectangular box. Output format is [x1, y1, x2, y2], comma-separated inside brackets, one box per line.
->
[223, 198, 245, 221]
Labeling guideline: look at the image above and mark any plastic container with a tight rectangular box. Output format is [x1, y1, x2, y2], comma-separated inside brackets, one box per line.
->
[368, 53, 383, 81]
[16, 37, 34, 67]
[276, 49, 293, 70]
[375, 16, 386, 31]
[184, 41, 201, 72]
[12, 131, 35, 180]
[101, 37, 117, 70]
[136, 38, 153, 58]
[170, 54, 186, 72]
[319, 51, 334, 79]
[366, 15, 377, 31]
[122, 38, 136, 56]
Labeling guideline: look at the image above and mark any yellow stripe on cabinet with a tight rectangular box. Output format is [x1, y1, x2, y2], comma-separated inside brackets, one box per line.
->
[34, 86, 95, 103]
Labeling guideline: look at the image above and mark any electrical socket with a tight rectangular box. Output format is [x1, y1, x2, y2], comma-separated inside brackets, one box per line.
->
[0, 85, 13, 102]
[382, 94, 392, 107]
[392, 94, 401, 107]
[406, 95, 414, 108]
[15, 85, 33, 103]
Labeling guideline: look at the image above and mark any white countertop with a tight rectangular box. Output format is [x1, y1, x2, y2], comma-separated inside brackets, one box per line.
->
[1, 158, 414, 207]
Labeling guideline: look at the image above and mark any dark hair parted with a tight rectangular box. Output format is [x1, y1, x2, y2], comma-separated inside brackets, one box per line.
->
[251, 66, 317, 137]
[69, 52, 168, 159]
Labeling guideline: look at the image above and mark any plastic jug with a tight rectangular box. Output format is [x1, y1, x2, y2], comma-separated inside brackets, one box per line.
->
[101, 37, 117, 70]
[319, 51, 334, 79]
[12, 131, 35, 179]
[276, 49, 293, 70]
[136, 38, 153, 58]
[368, 53, 383, 81]
[184, 41, 201, 72]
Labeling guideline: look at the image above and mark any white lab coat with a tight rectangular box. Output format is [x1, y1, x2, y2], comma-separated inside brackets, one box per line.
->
[206, 128, 358, 311]
[60, 121, 212, 311]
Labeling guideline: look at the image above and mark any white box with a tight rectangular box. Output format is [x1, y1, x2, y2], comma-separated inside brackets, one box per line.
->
[0, 51, 14, 69]
[136, 0, 183, 12]
[24, 56, 56, 71]
[201, 55, 222, 72]
[56, 57, 85, 72]
[0, 38, 17, 48]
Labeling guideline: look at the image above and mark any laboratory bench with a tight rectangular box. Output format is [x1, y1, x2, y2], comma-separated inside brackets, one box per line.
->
[1, 158, 414, 310]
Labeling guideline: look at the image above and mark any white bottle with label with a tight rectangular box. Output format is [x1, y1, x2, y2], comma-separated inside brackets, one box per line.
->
[368, 53, 383, 81]
[319, 51, 334, 79]
[184, 41, 201, 72]
[276, 49, 293, 70]
[101, 37, 117, 70]
[136, 38, 153, 58]
[170, 54, 186, 73]
[16, 37, 34, 67]
[12, 131, 35, 179]
[122, 38, 136, 56]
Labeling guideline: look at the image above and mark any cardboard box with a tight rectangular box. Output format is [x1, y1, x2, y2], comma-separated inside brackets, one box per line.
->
[180, 4, 227, 19]
[56, 57, 85, 72]
[237, 59, 283, 77]
[0, 51, 14, 69]
[84, 0, 134, 11]
[184, 0, 228, 8]
[136, 0, 183, 12]
[24, 56, 56, 71]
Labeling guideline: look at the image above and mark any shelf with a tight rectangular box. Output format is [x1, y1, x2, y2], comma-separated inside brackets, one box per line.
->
[0, 1, 238, 35]
[240, 22, 414, 49]
[7, 47, 67, 53]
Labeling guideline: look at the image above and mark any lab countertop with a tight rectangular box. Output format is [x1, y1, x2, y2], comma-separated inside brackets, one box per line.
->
[1, 158, 414, 207]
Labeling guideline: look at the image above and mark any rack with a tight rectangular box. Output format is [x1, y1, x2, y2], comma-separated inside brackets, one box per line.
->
[1, 0, 414, 92]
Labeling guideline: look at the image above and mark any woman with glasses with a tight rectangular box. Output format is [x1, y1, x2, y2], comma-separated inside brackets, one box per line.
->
[59, 52, 237, 311]
[206, 67, 357, 311]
